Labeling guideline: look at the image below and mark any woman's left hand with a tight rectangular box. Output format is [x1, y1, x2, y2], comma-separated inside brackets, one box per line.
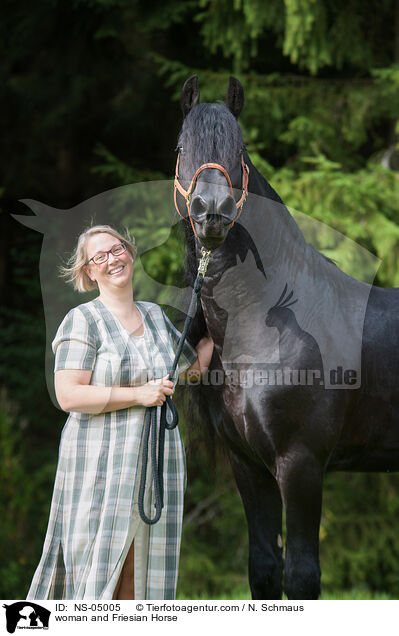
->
[184, 332, 214, 380]
[196, 333, 214, 365]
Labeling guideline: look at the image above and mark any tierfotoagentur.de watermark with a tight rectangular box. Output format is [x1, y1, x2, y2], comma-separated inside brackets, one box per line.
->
[178, 366, 357, 387]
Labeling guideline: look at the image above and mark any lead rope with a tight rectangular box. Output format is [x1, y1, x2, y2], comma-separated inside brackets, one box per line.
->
[138, 247, 212, 524]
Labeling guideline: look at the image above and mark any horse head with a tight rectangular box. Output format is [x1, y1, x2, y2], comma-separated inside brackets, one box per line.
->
[175, 75, 249, 250]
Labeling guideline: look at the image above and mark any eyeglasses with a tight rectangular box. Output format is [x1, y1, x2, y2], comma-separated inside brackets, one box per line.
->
[86, 243, 127, 265]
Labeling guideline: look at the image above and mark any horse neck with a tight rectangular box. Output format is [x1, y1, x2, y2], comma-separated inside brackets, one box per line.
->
[245, 153, 282, 204]
[245, 155, 366, 296]
[185, 154, 366, 307]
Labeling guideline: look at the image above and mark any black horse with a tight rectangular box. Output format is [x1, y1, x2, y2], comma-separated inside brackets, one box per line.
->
[173, 75, 399, 600]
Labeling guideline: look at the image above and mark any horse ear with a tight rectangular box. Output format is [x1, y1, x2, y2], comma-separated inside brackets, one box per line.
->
[181, 75, 200, 117]
[226, 76, 244, 118]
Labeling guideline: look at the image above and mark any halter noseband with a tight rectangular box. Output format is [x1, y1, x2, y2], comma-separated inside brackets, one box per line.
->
[174, 152, 249, 239]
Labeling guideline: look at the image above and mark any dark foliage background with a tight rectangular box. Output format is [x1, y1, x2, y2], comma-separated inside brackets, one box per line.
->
[1, 0, 399, 599]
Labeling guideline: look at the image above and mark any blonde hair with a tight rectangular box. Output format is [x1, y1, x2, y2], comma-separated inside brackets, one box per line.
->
[59, 224, 138, 292]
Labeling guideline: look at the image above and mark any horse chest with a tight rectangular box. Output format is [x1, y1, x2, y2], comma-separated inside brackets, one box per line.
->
[200, 291, 228, 347]
[220, 382, 300, 469]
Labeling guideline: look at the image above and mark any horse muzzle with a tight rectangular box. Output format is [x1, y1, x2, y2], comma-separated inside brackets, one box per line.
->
[174, 153, 249, 244]
[192, 211, 233, 249]
[190, 193, 236, 222]
[189, 193, 236, 248]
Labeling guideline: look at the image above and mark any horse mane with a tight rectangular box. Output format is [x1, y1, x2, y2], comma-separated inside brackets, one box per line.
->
[177, 102, 244, 174]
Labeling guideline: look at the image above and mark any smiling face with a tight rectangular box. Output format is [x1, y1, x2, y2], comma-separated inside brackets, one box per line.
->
[83, 232, 134, 294]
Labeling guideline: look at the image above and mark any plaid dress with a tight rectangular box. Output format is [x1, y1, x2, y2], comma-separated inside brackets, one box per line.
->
[26, 298, 197, 600]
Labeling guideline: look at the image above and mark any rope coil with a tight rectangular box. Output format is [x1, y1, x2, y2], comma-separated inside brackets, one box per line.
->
[138, 249, 211, 524]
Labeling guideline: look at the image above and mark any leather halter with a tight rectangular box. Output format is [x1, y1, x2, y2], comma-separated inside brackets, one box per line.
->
[174, 152, 249, 239]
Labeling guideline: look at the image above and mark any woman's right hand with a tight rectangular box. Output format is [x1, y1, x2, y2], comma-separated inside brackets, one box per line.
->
[54, 371, 175, 414]
[138, 375, 174, 407]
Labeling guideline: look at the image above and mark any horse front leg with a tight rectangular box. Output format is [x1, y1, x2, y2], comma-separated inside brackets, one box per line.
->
[230, 450, 283, 599]
[276, 450, 324, 600]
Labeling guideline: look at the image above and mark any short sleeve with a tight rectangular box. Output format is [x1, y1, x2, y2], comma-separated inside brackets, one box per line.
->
[162, 310, 197, 374]
[52, 306, 98, 372]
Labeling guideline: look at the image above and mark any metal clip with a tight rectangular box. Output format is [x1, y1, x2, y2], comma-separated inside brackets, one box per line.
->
[198, 247, 212, 277]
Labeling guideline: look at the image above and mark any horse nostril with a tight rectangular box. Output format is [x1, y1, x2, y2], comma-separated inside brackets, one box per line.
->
[218, 196, 236, 218]
[218, 196, 236, 219]
[191, 195, 208, 217]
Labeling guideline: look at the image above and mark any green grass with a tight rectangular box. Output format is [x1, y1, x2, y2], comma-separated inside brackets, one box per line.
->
[178, 585, 396, 600]
[320, 589, 395, 600]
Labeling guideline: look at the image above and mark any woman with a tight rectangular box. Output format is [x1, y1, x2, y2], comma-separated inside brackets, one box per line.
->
[26, 224, 214, 601]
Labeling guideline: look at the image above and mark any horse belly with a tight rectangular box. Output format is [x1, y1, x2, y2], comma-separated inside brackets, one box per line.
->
[328, 288, 399, 471]
[328, 388, 399, 471]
